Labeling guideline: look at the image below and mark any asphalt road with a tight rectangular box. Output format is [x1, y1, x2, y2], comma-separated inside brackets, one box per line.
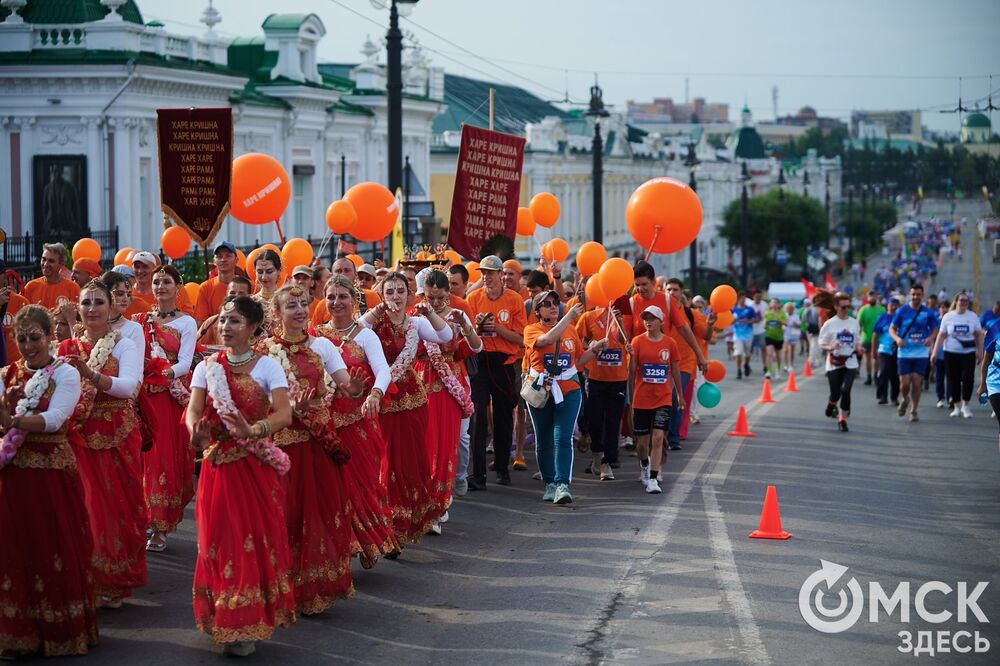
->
[45, 200, 999, 665]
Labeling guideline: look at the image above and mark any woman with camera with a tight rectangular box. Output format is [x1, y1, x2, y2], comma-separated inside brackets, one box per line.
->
[818, 292, 864, 432]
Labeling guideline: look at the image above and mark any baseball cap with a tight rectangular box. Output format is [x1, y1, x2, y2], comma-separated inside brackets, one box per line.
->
[357, 264, 376, 278]
[532, 290, 560, 313]
[112, 264, 135, 278]
[641, 305, 665, 321]
[72, 257, 101, 278]
[503, 259, 522, 272]
[214, 241, 237, 255]
[130, 251, 158, 267]
[291, 265, 314, 278]
[691, 295, 707, 307]
[479, 255, 503, 271]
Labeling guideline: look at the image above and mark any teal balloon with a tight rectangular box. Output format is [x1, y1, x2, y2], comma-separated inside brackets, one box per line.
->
[698, 382, 722, 408]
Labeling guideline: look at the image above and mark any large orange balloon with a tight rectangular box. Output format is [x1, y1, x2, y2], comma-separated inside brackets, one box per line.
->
[114, 247, 134, 267]
[547, 237, 569, 263]
[230, 153, 291, 224]
[245, 247, 263, 284]
[344, 182, 398, 242]
[346, 254, 364, 268]
[576, 241, 607, 277]
[530, 192, 560, 228]
[443, 250, 462, 266]
[710, 284, 738, 312]
[704, 359, 727, 383]
[236, 249, 247, 271]
[714, 310, 734, 329]
[584, 275, 610, 307]
[161, 226, 191, 260]
[259, 243, 280, 254]
[184, 282, 201, 306]
[540, 241, 553, 262]
[625, 177, 703, 254]
[516, 207, 536, 236]
[72, 238, 101, 263]
[281, 238, 314, 268]
[597, 257, 634, 301]
[466, 261, 482, 283]
[326, 200, 357, 235]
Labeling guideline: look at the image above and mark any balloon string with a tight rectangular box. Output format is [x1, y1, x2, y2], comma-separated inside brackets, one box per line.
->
[644, 226, 663, 262]
[315, 231, 333, 264]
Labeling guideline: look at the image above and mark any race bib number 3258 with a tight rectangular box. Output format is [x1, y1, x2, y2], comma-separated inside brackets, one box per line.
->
[642, 363, 668, 383]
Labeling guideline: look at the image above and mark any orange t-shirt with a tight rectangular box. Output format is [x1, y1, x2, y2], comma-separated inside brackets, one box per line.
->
[2, 292, 29, 364]
[123, 298, 151, 319]
[631, 333, 680, 410]
[670, 306, 707, 375]
[630, 292, 687, 338]
[23, 278, 80, 310]
[523, 322, 583, 395]
[309, 289, 381, 327]
[195, 276, 234, 323]
[449, 294, 473, 322]
[467, 287, 526, 363]
[575, 308, 629, 382]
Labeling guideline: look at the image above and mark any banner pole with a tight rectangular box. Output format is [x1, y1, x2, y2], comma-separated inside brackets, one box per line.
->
[489, 88, 495, 131]
[273, 219, 286, 245]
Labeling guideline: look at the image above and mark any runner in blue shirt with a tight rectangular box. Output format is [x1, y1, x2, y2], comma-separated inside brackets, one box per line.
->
[889, 284, 939, 422]
[731, 292, 756, 380]
[981, 300, 1000, 330]
[870, 296, 901, 405]
[977, 317, 1000, 454]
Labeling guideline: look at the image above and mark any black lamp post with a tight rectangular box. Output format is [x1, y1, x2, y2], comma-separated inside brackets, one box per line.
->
[740, 161, 750, 289]
[684, 142, 700, 293]
[824, 172, 831, 248]
[373, 0, 419, 195]
[860, 183, 868, 258]
[847, 185, 855, 265]
[803, 169, 810, 197]
[777, 165, 786, 200]
[585, 83, 609, 244]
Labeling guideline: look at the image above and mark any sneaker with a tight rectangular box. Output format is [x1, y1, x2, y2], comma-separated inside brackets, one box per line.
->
[897, 398, 909, 416]
[486, 442, 494, 453]
[439, 510, 449, 524]
[453, 478, 468, 497]
[737, 369, 743, 380]
[877, 399, 889, 405]
[764, 371, 771, 380]
[428, 521, 442, 536]
[553, 483, 573, 504]
[600, 463, 615, 481]
[838, 419, 849, 432]
[908, 411, 919, 422]
[936, 399, 946, 408]
[542, 483, 557, 502]
[638, 464, 650, 485]
[496, 473, 511, 486]
[467, 476, 487, 491]
[950, 406, 961, 418]
[645, 478, 662, 494]
[961, 405, 974, 419]
[532, 471, 543, 480]
[744, 364, 752, 376]
[512, 456, 528, 471]
[825, 403, 839, 418]
[668, 443, 683, 451]
[222, 641, 256, 657]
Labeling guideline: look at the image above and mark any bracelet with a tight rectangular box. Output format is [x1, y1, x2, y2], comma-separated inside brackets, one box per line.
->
[368, 388, 384, 400]
[253, 420, 270, 438]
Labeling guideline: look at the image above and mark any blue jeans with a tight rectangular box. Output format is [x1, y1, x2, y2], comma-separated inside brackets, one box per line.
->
[528, 388, 582, 486]
[667, 372, 691, 445]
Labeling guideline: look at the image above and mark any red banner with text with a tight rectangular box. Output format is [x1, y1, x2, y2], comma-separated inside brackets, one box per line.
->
[447, 125, 525, 259]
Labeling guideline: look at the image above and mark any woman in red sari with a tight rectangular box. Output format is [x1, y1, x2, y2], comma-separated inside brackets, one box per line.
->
[360, 272, 453, 546]
[186, 296, 294, 657]
[0, 306, 96, 657]
[314, 276, 398, 568]
[58, 280, 144, 609]
[414, 270, 480, 534]
[135, 265, 197, 552]
[264, 284, 365, 615]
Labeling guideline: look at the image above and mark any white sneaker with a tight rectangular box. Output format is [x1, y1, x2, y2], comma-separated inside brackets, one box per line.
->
[950, 406, 961, 418]
[620, 436, 633, 448]
[645, 478, 662, 494]
[428, 521, 442, 536]
[936, 399, 946, 408]
[439, 510, 449, 524]
[600, 463, 614, 481]
[638, 464, 650, 485]
[961, 405, 974, 419]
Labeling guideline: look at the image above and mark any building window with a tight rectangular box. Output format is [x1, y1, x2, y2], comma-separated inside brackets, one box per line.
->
[292, 171, 313, 237]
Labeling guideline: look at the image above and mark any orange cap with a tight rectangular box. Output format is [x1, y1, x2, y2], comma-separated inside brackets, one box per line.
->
[502, 259, 522, 273]
[72, 257, 101, 278]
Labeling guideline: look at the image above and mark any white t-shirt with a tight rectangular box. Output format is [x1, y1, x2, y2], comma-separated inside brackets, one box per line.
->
[939, 310, 981, 354]
[752, 301, 767, 335]
[784, 313, 801, 341]
[191, 354, 289, 393]
[819, 316, 861, 371]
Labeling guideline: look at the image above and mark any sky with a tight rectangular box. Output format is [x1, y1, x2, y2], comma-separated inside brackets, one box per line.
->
[137, 0, 1000, 135]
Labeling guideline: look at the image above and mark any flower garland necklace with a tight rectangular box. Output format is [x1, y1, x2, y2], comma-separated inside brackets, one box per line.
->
[202, 354, 290, 474]
[382, 313, 419, 385]
[83, 329, 118, 373]
[146, 316, 191, 407]
[0, 360, 60, 470]
[425, 338, 474, 418]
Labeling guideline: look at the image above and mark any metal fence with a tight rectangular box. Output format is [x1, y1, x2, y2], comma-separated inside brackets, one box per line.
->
[2, 228, 119, 280]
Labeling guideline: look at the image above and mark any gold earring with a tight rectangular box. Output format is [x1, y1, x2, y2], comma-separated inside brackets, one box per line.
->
[249, 335, 257, 346]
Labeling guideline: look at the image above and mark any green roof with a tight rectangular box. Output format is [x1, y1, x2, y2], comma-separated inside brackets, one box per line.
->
[733, 126, 766, 159]
[963, 112, 990, 128]
[0, 47, 240, 77]
[434, 72, 570, 136]
[328, 99, 373, 116]
[229, 85, 291, 109]
[1, 0, 143, 24]
[261, 14, 318, 30]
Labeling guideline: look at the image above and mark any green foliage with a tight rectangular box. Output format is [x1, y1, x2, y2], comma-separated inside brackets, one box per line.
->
[792, 126, 850, 159]
[172, 254, 209, 284]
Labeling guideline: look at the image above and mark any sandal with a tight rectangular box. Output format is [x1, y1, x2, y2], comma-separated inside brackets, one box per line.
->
[146, 531, 167, 553]
[359, 552, 377, 570]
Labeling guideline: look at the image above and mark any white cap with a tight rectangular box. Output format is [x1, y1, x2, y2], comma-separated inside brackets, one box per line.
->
[641, 305, 665, 321]
[131, 251, 158, 266]
[357, 263, 376, 278]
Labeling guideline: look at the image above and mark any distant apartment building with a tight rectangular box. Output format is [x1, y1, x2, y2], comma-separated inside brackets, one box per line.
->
[775, 106, 847, 132]
[851, 110, 923, 142]
[627, 97, 729, 124]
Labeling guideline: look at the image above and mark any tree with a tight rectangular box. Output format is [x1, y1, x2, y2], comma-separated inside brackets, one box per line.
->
[720, 189, 828, 283]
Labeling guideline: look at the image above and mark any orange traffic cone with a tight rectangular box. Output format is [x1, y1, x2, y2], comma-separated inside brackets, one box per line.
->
[784, 370, 800, 393]
[749, 485, 791, 539]
[802, 361, 813, 377]
[726, 404, 756, 437]
[758, 378, 776, 403]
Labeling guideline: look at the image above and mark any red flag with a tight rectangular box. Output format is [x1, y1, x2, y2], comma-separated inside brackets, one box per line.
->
[337, 239, 357, 256]
[824, 272, 837, 291]
[800, 278, 818, 297]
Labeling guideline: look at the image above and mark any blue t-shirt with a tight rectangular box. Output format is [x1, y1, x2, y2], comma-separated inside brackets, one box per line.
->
[986, 324, 1000, 396]
[872, 312, 895, 355]
[731, 305, 756, 340]
[981, 309, 999, 331]
[890, 305, 939, 359]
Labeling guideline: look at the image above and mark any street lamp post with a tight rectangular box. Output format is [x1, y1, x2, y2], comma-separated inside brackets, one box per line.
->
[373, 0, 419, 196]
[585, 83, 609, 244]
[777, 165, 786, 201]
[684, 142, 700, 293]
[824, 172, 831, 249]
[803, 169, 810, 197]
[740, 161, 750, 289]
[847, 185, 855, 266]
[860, 183, 868, 258]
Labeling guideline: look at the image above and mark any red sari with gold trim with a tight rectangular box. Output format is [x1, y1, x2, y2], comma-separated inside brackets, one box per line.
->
[369, 313, 443, 544]
[268, 335, 354, 615]
[315, 324, 399, 560]
[58, 336, 147, 600]
[0, 362, 98, 656]
[137, 314, 194, 534]
[192, 353, 295, 644]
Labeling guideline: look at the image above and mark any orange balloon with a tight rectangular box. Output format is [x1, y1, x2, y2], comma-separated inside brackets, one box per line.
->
[230, 153, 291, 224]
[710, 284, 738, 312]
[547, 237, 569, 263]
[72, 238, 101, 263]
[530, 192, 560, 228]
[516, 207, 536, 236]
[597, 257, 634, 301]
[466, 261, 482, 283]
[281, 238, 314, 268]
[346, 254, 364, 268]
[704, 359, 727, 383]
[443, 250, 462, 266]
[245, 247, 262, 284]
[183, 282, 201, 306]
[161, 226, 191, 260]
[259, 243, 280, 254]
[540, 241, 553, 262]
[584, 275, 609, 307]
[236, 249, 247, 271]
[344, 182, 398, 242]
[625, 177, 703, 254]
[114, 247, 134, 267]
[714, 310, 734, 329]
[576, 241, 607, 277]
[326, 200, 357, 235]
